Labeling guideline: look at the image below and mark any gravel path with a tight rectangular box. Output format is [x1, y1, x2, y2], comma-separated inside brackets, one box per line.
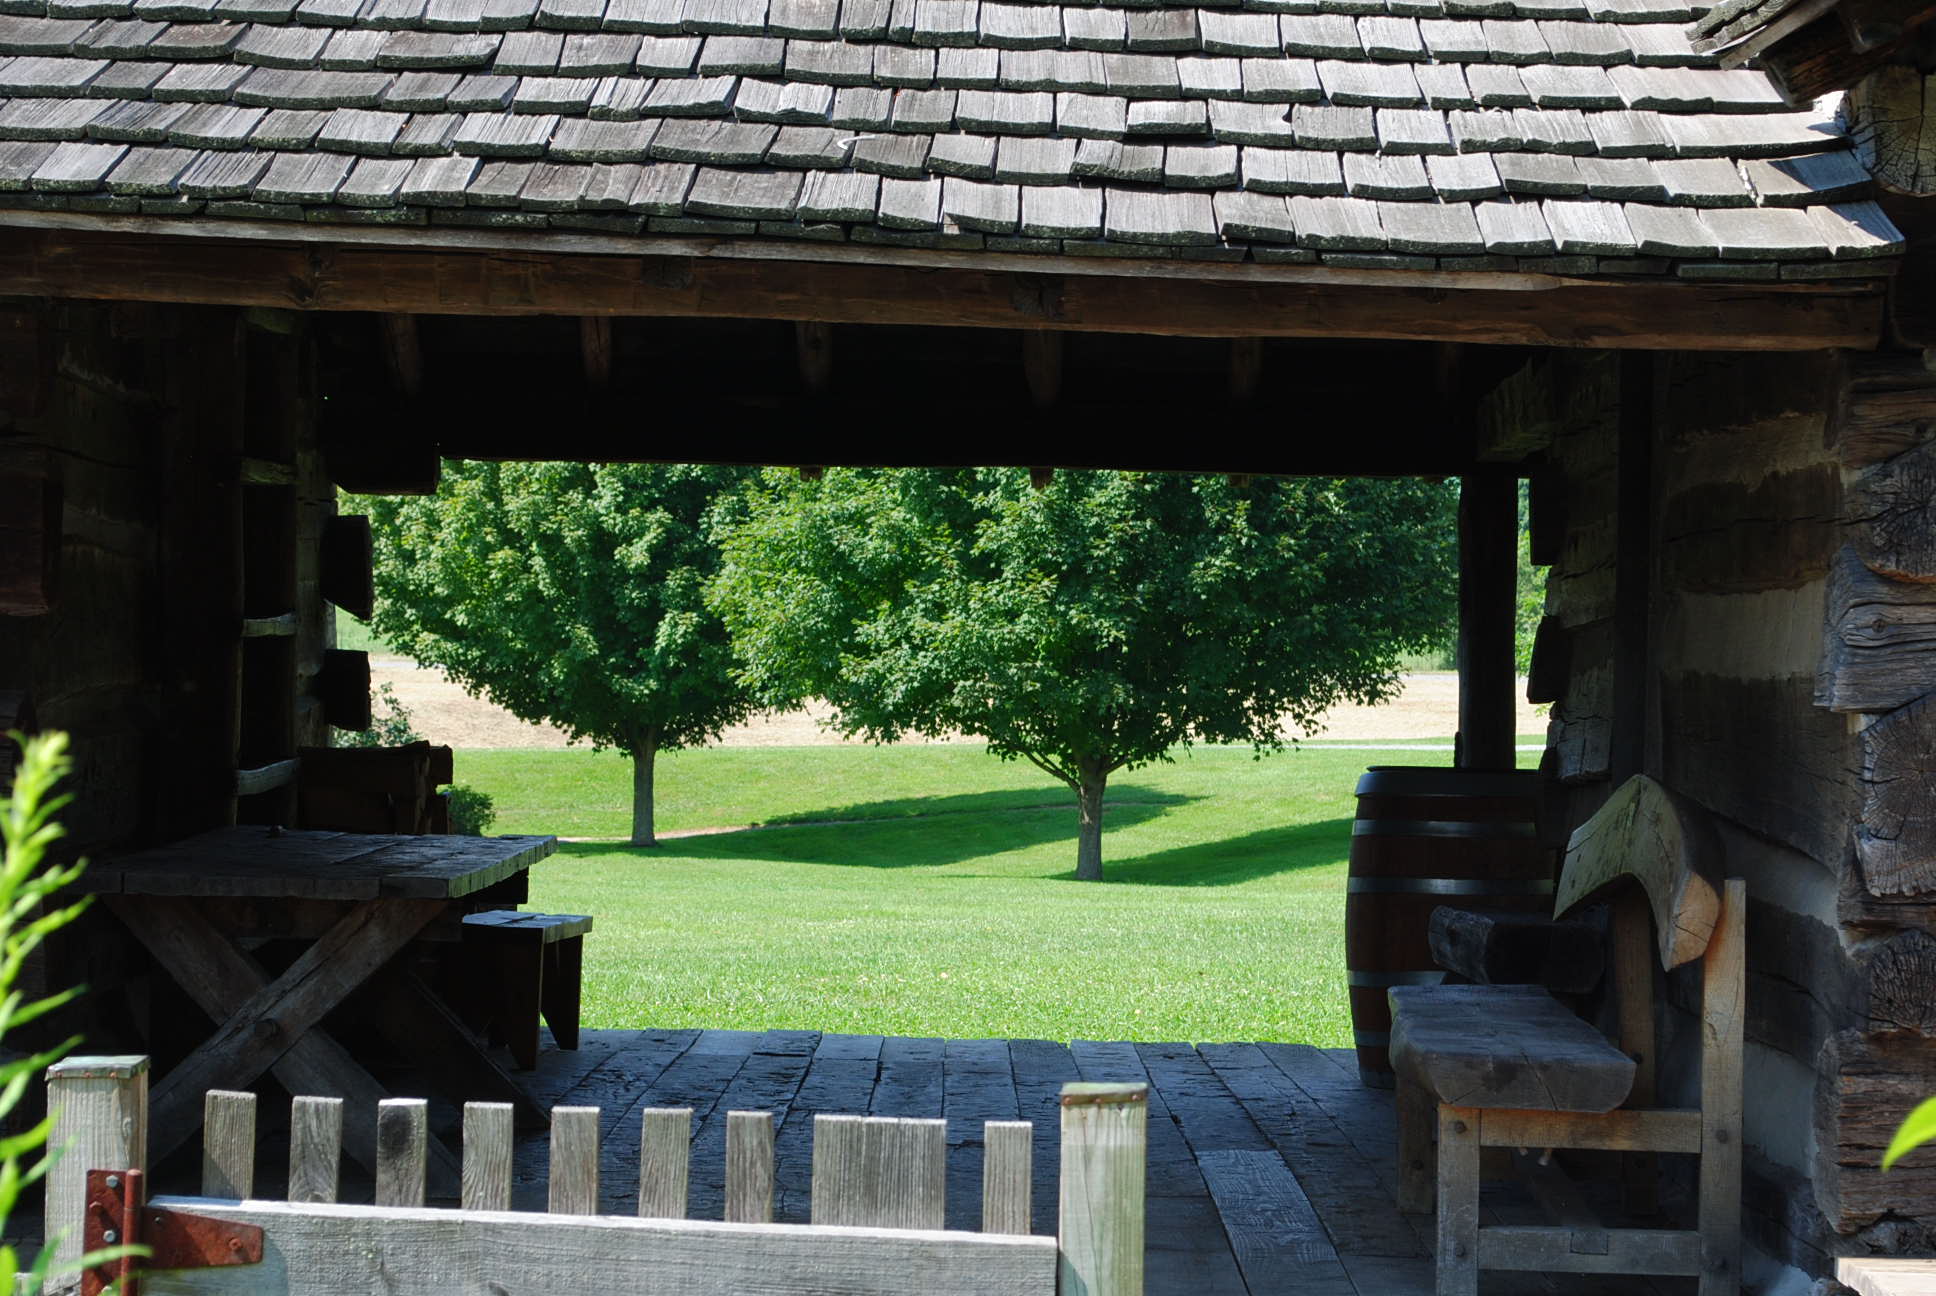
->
[369, 658, 1545, 749]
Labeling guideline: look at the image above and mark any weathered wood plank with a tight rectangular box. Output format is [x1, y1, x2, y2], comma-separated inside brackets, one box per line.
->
[1200, 1041, 1430, 1259]
[202, 1090, 257, 1199]
[45, 1056, 148, 1286]
[1818, 544, 1936, 712]
[288, 1096, 343, 1205]
[726, 1110, 775, 1224]
[1697, 879, 1746, 1296]
[984, 1120, 1033, 1235]
[639, 1108, 693, 1220]
[1558, 773, 1721, 969]
[774, 1038, 881, 1221]
[1858, 692, 1936, 896]
[1059, 1084, 1147, 1296]
[376, 1099, 429, 1208]
[1005, 1039, 1076, 1236]
[1389, 984, 1636, 1112]
[1851, 440, 1936, 582]
[549, 1106, 601, 1215]
[462, 1102, 514, 1212]
[1197, 1149, 1354, 1295]
[1814, 1029, 1936, 1233]
[140, 1198, 1061, 1296]
[0, 222, 1890, 352]
[810, 1115, 948, 1229]
[1437, 1107, 1482, 1296]
[690, 1045, 814, 1219]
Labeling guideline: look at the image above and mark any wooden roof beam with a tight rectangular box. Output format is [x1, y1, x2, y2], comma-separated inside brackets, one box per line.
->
[0, 224, 1887, 353]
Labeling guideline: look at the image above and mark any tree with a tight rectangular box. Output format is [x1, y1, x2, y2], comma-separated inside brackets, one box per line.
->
[359, 462, 757, 846]
[711, 469, 1460, 880]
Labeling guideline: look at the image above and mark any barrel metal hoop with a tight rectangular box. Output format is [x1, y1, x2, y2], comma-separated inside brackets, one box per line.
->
[1347, 969, 1448, 988]
[1345, 877, 1556, 896]
[1351, 819, 1538, 839]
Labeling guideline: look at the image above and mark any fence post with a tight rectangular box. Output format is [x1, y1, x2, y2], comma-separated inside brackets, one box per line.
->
[43, 1055, 149, 1293]
[1058, 1082, 1146, 1296]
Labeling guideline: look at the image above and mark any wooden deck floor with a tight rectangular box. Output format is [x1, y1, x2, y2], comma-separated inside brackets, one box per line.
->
[485, 1029, 1694, 1296]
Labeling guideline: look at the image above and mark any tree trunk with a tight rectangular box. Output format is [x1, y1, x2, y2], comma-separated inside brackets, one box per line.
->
[1075, 764, 1107, 882]
[630, 728, 659, 848]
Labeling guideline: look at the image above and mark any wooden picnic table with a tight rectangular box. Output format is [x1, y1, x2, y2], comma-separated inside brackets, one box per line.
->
[81, 826, 559, 1180]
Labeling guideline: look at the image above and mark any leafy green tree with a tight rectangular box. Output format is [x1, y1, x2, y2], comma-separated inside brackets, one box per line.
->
[359, 463, 758, 847]
[711, 469, 1460, 880]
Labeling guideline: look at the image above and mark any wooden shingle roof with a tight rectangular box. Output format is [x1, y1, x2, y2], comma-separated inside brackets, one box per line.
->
[0, 0, 1906, 277]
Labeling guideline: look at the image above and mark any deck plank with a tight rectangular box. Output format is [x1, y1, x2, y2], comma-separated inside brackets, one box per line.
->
[1199, 1148, 1355, 1295]
[774, 1034, 883, 1222]
[941, 1038, 1018, 1230]
[687, 1041, 819, 1219]
[1006, 1039, 1077, 1235]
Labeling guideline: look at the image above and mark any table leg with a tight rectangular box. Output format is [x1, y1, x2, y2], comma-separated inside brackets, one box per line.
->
[103, 894, 460, 1184]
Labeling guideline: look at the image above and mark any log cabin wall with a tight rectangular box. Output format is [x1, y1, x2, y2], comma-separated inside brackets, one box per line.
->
[0, 299, 332, 1045]
[1502, 344, 1936, 1279]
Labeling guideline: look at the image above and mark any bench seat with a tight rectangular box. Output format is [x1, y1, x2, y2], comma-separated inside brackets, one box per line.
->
[1388, 983, 1635, 1114]
[462, 909, 592, 1071]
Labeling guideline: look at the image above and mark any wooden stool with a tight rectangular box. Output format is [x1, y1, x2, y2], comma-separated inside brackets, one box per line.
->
[461, 910, 592, 1071]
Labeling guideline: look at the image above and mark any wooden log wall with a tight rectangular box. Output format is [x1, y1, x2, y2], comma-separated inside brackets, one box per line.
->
[0, 299, 335, 1052]
[1488, 345, 1936, 1280]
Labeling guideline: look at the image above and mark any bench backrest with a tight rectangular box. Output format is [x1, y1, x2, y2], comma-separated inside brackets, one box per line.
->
[1554, 773, 1723, 971]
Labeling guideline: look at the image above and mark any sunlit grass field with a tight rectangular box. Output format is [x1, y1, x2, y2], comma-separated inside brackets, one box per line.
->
[456, 740, 1537, 1046]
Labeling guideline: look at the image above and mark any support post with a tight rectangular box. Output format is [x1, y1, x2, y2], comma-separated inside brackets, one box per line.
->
[1058, 1082, 1146, 1296]
[1456, 471, 1518, 770]
[44, 1056, 149, 1292]
[1611, 352, 1656, 784]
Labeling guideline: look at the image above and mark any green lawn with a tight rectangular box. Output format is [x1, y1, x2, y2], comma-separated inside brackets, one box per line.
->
[456, 740, 1540, 1046]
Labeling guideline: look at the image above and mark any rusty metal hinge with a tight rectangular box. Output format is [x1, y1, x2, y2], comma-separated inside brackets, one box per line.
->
[82, 1168, 264, 1296]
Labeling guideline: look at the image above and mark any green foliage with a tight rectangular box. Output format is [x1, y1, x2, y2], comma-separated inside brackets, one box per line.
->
[331, 682, 422, 749]
[1885, 1095, 1936, 1171]
[443, 784, 496, 836]
[357, 462, 760, 843]
[1515, 481, 1546, 677]
[710, 469, 1460, 876]
[1, 733, 138, 1292]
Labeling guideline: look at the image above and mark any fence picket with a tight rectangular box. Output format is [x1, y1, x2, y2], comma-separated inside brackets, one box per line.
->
[550, 1107, 600, 1216]
[638, 1107, 692, 1220]
[726, 1111, 774, 1224]
[376, 1097, 429, 1208]
[1058, 1083, 1147, 1296]
[983, 1120, 1032, 1235]
[810, 1115, 946, 1230]
[463, 1101, 514, 1211]
[288, 1096, 343, 1204]
[44, 1056, 148, 1291]
[202, 1090, 256, 1199]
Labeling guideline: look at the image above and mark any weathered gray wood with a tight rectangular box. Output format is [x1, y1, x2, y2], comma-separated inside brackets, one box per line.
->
[1816, 1029, 1936, 1233]
[1817, 544, 1936, 713]
[810, 1115, 947, 1229]
[202, 1089, 257, 1199]
[1395, 1075, 1434, 1214]
[982, 1120, 1032, 1235]
[1436, 1107, 1480, 1296]
[127, 895, 444, 1162]
[1557, 773, 1722, 969]
[288, 1096, 343, 1205]
[726, 1110, 775, 1224]
[1197, 1149, 1352, 1295]
[140, 1198, 1061, 1296]
[1848, 66, 1936, 196]
[1838, 1257, 1936, 1295]
[462, 1102, 514, 1211]
[1427, 907, 1603, 992]
[1851, 440, 1936, 582]
[1388, 984, 1636, 1113]
[376, 1098, 429, 1208]
[1697, 880, 1745, 1296]
[45, 1056, 148, 1289]
[550, 1106, 601, 1215]
[638, 1107, 693, 1219]
[1475, 1225, 1702, 1274]
[1857, 693, 1936, 896]
[1058, 1083, 1146, 1296]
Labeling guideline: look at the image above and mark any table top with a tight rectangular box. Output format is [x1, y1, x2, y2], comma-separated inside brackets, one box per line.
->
[81, 827, 558, 901]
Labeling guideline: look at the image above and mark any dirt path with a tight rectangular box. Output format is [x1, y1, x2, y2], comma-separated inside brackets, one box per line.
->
[369, 657, 1546, 749]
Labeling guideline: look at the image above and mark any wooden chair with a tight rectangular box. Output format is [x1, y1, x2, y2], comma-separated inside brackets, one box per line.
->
[1387, 774, 1745, 1296]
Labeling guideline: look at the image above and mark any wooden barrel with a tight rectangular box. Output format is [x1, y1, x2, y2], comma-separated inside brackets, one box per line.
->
[1345, 766, 1555, 1088]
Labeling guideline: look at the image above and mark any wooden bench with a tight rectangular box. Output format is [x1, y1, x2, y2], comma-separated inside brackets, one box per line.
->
[1388, 773, 1744, 1296]
[462, 910, 592, 1071]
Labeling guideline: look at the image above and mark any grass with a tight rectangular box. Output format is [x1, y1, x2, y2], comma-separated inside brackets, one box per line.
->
[457, 739, 1540, 1046]
[334, 606, 392, 655]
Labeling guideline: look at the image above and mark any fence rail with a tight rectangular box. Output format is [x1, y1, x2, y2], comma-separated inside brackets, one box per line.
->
[43, 1057, 1147, 1296]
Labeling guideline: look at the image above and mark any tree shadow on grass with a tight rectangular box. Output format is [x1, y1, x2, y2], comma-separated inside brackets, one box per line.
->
[551, 786, 1193, 871]
[1081, 816, 1355, 887]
